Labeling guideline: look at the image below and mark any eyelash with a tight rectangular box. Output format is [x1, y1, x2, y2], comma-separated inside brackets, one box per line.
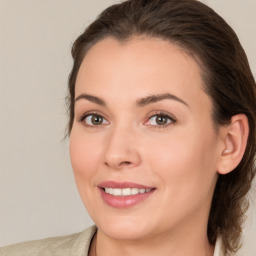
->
[79, 111, 109, 128]
[145, 111, 177, 129]
[79, 111, 176, 129]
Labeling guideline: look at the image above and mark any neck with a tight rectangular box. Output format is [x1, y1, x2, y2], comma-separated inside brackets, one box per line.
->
[91, 224, 214, 256]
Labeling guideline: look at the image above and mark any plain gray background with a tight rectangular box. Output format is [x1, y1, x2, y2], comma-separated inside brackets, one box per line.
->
[0, 1, 255, 255]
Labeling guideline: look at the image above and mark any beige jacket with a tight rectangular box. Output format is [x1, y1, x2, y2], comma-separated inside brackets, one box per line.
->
[0, 226, 225, 256]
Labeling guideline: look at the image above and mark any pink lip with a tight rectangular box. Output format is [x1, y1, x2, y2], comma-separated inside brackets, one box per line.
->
[97, 181, 156, 209]
[98, 181, 154, 189]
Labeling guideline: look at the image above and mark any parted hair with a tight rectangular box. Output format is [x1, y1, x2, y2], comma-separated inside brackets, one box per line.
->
[67, 0, 256, 253]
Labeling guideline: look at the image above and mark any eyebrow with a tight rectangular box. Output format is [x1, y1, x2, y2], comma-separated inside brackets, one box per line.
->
[136, 93, 189, 107]
[75, 94, 106, 106]
[75, 93, 189, 107]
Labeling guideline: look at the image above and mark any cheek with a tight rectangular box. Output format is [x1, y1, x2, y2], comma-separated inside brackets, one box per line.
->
[143, 128, 219, 225]
[69, 130, 105, 214]
[69, 131, 102, 181]
[145, 125, 219, 194]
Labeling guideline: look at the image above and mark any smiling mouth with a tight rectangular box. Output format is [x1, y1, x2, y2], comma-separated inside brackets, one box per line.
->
[98, 181, 156, 208]
[103, 187, 153, 196]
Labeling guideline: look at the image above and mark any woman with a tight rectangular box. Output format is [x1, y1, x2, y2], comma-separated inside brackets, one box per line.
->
[1, 0, 255, 255]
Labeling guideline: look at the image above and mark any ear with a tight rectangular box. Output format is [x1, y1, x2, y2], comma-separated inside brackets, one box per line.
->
[217, 114, 249, 175]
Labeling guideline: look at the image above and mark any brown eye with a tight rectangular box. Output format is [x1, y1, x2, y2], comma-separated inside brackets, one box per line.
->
[146, 113, 176, 128]
[91, 115, 103, 125]
[155, 115, 169, 125]
[82, 114, 109, 126]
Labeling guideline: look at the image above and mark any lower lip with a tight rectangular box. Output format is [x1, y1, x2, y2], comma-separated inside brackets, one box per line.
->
[99, 188, 155, 208]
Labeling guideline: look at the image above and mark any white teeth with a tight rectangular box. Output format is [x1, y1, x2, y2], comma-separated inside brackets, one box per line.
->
[122, 188, 131, 196]
[131, 188, 139, 195]
[104, 188, 152, 196]
[113, 188, 122, 196]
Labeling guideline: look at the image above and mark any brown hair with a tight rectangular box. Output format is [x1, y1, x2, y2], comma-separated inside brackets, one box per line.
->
[67, 0, 256, 253]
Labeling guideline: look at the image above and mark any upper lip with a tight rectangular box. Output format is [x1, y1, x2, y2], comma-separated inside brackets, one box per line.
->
[97, 181, 155, 189]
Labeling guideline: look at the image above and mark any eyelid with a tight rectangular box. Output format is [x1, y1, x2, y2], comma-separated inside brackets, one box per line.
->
[78, 109, 108, 120]
[79, 111, 110, 127]
[144, 110, 177, 128]
[77, 110, 176, 129]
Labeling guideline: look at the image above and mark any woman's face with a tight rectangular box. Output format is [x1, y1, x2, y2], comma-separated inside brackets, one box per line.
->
[69, 37, 223, 240]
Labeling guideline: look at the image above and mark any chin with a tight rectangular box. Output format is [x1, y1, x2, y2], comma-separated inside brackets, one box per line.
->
[94, 213, 156, 240]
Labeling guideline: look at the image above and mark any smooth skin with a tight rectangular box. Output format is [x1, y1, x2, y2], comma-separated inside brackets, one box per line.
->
[69, 37, 248, 256]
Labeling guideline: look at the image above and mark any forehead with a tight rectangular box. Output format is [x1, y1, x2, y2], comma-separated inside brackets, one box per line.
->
[77, 36, 202, 83]
[75, 36, 211, 112]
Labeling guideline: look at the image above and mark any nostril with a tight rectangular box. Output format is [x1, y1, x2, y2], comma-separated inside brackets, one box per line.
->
[104, 160, 134, 169]
[120, 161, 132, 166]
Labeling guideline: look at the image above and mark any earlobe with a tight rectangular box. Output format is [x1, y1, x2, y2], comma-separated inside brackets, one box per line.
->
[217, 114, 249, 175]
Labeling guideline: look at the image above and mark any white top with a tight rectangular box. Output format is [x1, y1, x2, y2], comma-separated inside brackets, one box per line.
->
[213, 235, 226, 256]
[0, 225, 226, 256]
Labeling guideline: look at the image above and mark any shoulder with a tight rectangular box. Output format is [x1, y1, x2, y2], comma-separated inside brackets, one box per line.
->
[0, 225, 97, 256]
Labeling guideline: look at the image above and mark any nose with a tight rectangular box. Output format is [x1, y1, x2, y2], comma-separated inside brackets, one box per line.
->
[103, 125, 141, 170]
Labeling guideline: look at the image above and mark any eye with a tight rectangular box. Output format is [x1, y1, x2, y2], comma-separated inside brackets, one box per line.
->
[80, 113, 109, 127]
[145, 112, 176, 128]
